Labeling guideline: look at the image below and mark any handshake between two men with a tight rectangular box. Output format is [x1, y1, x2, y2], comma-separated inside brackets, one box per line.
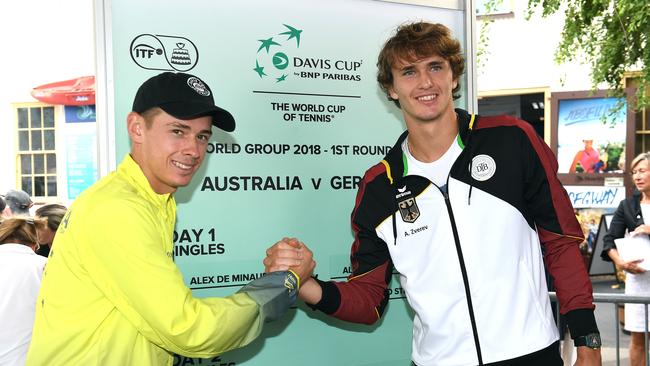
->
[264, 238, 322, 305]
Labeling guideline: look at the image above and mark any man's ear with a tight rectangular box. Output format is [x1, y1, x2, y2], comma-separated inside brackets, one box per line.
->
[388, 87, 399, 101]
[127, 112, 145, 143]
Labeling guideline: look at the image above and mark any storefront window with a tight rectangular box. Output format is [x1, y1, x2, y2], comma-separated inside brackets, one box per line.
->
[15, 104, 57, 198]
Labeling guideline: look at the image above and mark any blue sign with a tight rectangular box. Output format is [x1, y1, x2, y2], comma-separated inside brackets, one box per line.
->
[565, 185, 625, 208]
[65, 122, 98, 200]
[65, 105, 96, 123]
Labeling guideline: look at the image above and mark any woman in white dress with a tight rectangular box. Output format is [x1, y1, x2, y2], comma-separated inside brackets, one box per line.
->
[603, 152, 650, 366]
[0, 216, 47, 366]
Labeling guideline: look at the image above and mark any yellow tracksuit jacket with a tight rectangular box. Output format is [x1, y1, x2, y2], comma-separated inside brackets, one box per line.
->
[26, 155, 263, 365]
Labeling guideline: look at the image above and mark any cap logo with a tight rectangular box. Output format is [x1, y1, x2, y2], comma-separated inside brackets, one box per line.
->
[470, 154, 496, 181]
[187, 77, 211, 97]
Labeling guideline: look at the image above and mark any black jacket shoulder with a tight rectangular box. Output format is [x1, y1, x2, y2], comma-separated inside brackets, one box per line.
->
[602, 191, 644, 261]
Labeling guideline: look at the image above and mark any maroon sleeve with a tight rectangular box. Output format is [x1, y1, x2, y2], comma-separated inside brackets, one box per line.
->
[310, 163, 394, 324]
[332, 262, 392, 324]
[522, 125, 598, 337]
[523, 128, 592, 311]
[539, 227, 593, 313]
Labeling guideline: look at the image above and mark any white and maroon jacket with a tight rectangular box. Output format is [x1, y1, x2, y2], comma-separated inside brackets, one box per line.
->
[312, 109, 597, 366]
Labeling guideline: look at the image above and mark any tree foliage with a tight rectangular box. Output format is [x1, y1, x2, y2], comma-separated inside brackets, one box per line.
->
[526, 0, 650, 108]
[476, 0, 502, 73]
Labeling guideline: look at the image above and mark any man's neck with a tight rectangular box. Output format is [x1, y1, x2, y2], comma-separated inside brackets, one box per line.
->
[405, 110, 459, 163]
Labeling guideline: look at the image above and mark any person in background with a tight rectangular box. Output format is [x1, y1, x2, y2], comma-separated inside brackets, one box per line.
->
[587, 218, 598, 254]
[0, 196, 6, 219]
[26, 72, 314, 366]
[602, 152, 650, 366]
[0, 216, 48, 366]
[2, 189, 33, 216]
[569, 139, 601, 173]
[34, 203, 67, 257]
[265, 22, 600, 366]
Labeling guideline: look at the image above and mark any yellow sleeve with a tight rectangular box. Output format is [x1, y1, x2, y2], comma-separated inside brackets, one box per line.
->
[80, 197, 263, 357]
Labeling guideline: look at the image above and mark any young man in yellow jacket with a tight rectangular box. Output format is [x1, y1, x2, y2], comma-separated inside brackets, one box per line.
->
[26, 72, 314, 365]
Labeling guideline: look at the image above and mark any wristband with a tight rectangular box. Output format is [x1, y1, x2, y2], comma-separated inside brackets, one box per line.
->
[574, 333, 601, 349]
[287, 269, 300, 291]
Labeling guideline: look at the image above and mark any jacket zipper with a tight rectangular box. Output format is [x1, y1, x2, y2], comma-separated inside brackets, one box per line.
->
[442, 188, 483, 365]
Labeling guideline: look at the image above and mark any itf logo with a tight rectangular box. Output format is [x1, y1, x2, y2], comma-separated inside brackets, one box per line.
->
[253, 24, 302, 83]
[130, 34, 199, 72]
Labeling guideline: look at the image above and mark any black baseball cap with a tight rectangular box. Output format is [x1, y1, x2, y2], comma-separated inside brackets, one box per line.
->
[132, 72, 235, 132]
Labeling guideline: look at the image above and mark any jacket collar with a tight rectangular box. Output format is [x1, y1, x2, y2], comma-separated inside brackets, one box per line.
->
[632, 189, 642, 218]
[382, 108, 474, 185]
[118, 154, 174, 208]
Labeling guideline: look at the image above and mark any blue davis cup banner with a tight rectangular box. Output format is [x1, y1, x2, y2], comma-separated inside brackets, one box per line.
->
[102, 0, 469, 364]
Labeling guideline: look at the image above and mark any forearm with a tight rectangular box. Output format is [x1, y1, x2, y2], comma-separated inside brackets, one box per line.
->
[176, 271, 299, 357]
[606, 247, 646, 273]
[607, 248, 622, 265]
[565, 308, 599, 339]
[307, 263, 390, 325]
[540, 228, 598, 338]
[540, 227, 593, 310]
[601, 201, 630, 261]
[172, 294, 262, 357]
[576, 346, 602, 366]
[299, 277, 323, 304]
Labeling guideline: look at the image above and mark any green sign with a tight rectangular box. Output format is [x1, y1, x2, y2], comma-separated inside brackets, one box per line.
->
[103, 0, 469, 364]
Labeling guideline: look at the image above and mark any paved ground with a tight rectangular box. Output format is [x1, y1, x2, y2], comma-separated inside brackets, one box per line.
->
[580, 275, 630, 366]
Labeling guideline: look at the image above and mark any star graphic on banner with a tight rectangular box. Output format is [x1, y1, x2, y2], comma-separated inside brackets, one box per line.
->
[280, 24, 302, 47]
[257, 37, 280, 53]
[276, 74, 287, 82]
[253, 61, 266, 78]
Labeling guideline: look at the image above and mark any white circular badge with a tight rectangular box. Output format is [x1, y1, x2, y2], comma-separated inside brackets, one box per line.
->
[470, 154, 496, 181]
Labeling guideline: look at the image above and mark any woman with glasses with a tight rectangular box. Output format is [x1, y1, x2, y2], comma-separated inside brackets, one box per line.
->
[603, 152, 650, 366]
[0, 216, 47, 366]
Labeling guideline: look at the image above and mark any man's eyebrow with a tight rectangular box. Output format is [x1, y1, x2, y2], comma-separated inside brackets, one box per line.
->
[166, 121, 212, 135]
[398, 64, 415, 71]
[397, 58, 445, 70]
[166, 121, 191, 130]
